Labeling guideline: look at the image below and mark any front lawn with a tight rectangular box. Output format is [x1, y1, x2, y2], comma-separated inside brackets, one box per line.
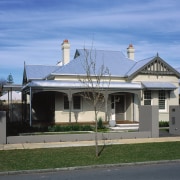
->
[0, 141, 180, 172]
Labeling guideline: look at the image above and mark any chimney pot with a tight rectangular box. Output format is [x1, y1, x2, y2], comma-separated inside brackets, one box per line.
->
[63, 39, 69, 43]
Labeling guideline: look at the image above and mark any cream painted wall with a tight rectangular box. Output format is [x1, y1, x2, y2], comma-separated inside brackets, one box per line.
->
[53, 72, 179, 123]
[133, 74, 179, 122]
[54, 92, 135, 123]
[54, 92, 107, 123]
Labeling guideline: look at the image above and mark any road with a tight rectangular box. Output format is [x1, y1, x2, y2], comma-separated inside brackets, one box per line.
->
[1, 162, 180, 180]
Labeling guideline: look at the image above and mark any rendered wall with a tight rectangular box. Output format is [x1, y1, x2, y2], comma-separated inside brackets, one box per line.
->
[139, 106, 159, 138]
[0, 111, 6, 144]
[54, 92, 135, 123]
[55, 93, 107, 123]
[169, 106, 180, 135]
[7, 131, 151, 144]
[133, 74, 179, 122]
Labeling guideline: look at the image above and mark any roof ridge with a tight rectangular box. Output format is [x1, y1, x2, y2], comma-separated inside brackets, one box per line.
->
[26, 64, 57, 67]
[77, 48, 124, 53]
[125, 62, 138, 76]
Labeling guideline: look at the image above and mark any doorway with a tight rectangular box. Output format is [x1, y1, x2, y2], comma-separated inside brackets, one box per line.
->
[111, 95, 125, 121]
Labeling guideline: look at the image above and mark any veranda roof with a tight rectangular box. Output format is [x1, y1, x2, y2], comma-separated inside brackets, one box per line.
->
[23, 80, 142, 90]
[142, 82, 177, 90]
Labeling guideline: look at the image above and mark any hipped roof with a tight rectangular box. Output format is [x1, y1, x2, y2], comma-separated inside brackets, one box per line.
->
[23, 49, 180, 82]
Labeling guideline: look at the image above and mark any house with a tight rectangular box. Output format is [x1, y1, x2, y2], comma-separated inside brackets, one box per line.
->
[0, 91, 21, 102]
[0, 84, 22, 122]
[22, 40, 180, 126]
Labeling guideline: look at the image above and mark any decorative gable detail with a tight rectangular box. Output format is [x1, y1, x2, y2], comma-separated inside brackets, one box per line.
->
[128, 56, 180, 80]
[140, 58, 174, 75]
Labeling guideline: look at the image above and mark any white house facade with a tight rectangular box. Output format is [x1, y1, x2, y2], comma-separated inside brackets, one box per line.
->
[22, 40, 180, 126]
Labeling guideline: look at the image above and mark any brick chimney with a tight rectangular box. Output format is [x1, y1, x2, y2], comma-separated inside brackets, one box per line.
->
[61, 39, 70, 65]
[127, 44, 135, 60]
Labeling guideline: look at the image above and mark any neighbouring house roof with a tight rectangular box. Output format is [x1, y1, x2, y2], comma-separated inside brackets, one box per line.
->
[142, 82, 177, 90]
[0, 91, 21, 101]
[3, 84, 22, 91]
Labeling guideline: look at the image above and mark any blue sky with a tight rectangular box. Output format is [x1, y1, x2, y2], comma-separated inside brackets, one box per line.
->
[0, 0, 180, 84]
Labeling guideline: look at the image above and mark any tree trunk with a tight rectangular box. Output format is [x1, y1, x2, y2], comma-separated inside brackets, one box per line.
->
[94, 108, 98, 157]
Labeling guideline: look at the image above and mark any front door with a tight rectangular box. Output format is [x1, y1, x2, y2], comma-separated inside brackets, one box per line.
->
[115, 95, 125, 121]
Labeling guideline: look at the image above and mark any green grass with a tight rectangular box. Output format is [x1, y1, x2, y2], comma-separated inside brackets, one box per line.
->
[0, 142, 180, 172]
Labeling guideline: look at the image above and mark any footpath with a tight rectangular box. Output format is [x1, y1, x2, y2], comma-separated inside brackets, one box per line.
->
[1, 136, 180, 151]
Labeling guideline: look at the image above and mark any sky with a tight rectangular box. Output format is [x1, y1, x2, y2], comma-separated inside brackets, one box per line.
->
[0, 0, 180, 84]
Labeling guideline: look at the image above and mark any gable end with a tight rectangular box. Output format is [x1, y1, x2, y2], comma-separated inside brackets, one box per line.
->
[128, 56, 180, 80]
[140, 58, 173, 75]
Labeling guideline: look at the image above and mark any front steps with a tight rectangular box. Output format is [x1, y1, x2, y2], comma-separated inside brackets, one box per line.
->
[109, 123, 139, 131]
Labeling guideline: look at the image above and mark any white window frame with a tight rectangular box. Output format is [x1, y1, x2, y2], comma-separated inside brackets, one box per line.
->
[158, 90, 167, 112]
[144, 90, 152, 105]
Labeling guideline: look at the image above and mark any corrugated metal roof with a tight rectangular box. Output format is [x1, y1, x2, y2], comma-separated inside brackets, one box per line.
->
[3, 84, 22, 91]
[24, 80, 142, 90]
[142, 82, 177, 90]
[25, 65, 60, 81]
[24, 49, 179, 82]
[52, 49, 136, 77]
[126, 56, 155, 76]
[23, 80, 178, 92]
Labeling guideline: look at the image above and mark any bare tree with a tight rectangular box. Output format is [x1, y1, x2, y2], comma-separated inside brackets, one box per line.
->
[78, 47, 111, 157]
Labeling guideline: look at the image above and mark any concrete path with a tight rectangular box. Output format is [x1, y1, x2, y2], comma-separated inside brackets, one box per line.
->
[1, 136, 180, 151]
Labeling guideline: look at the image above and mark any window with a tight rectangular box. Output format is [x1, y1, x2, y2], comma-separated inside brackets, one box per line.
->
[159, 90, 166, 110]
[64, 96, 69, 110]
[73, 96, 81, 110]
[63, 95, 81, 110]
[144, 90, 151, 105]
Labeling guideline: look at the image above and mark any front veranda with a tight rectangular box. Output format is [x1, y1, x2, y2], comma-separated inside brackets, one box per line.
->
[22, 81, 141, 126]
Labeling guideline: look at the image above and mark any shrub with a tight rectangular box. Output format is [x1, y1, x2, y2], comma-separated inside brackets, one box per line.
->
[97, 117, 104, 129]
[82, 125, 93, 131]
[159, 121, 169, 127]
[48, 124, 93, 132]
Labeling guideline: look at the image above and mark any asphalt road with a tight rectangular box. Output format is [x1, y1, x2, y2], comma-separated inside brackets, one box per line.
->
[1, 162, 180, 180]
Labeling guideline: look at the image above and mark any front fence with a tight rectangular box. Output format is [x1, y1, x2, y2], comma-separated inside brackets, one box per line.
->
[1, 106, 159, 144]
